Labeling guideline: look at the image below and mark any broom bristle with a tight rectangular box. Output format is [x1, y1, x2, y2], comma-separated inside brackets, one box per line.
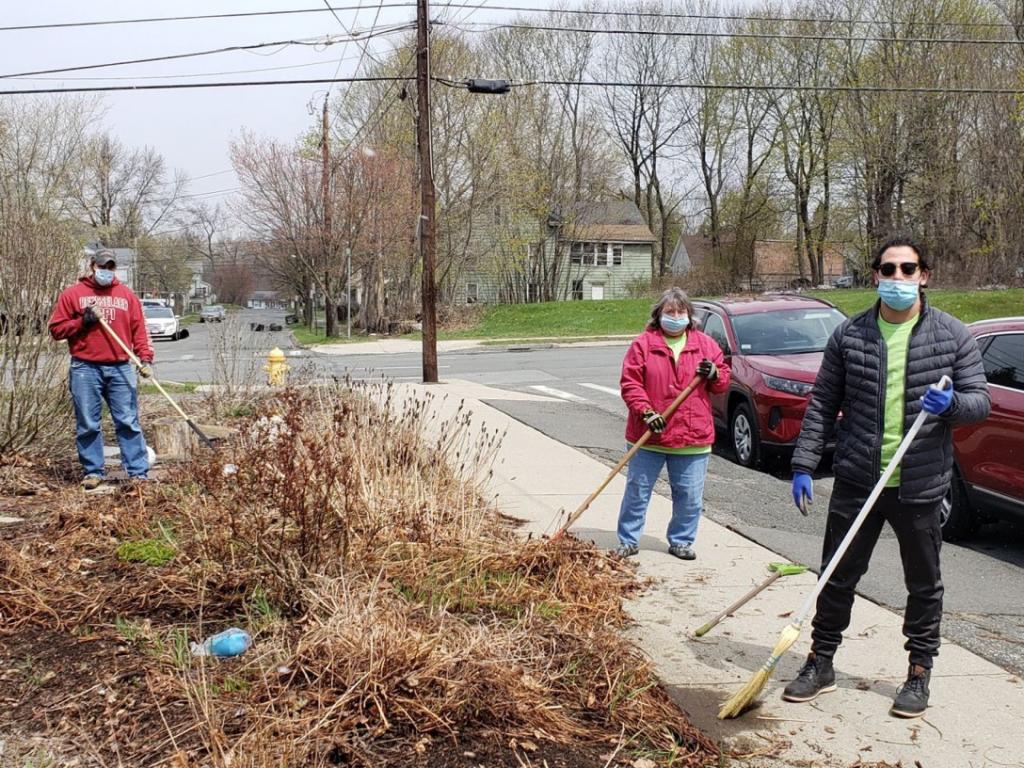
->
[717, 623, 802, 719]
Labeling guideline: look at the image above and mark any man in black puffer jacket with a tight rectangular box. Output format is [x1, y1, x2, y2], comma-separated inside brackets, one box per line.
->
[783, 234, 990, 719]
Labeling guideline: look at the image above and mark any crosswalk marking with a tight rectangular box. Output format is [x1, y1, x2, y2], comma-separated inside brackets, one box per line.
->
[529, 385, 586, 402]
[580, 383, 620, 397]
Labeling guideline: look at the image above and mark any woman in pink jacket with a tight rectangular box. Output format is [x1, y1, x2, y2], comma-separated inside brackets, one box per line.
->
[616, 287, 730, 559]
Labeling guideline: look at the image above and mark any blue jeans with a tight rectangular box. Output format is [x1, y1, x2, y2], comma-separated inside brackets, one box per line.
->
[69, 359, 149, 479]
[617, 447, 710, 548]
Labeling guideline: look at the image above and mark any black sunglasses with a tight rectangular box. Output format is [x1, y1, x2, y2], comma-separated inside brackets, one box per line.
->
[877, 261, 920, 277]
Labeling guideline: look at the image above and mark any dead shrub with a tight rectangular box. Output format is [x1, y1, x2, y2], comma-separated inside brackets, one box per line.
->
[0, 381, 719, 768]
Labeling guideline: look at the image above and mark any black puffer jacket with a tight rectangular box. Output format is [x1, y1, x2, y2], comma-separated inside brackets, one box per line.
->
[792, 297, 990, 503]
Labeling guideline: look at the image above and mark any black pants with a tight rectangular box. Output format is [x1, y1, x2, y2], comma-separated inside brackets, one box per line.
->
[811, 480, 944, 669]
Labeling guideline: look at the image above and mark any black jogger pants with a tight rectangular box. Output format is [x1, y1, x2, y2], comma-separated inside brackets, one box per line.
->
[810, 480, 945, 669]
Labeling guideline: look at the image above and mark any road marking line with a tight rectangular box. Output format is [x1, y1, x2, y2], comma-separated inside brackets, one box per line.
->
[529, 385, 586, 402]
[179, 354, 194, 361]
[580, 383, 620, 397]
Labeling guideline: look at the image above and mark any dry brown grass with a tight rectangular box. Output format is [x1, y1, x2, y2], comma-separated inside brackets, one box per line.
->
[0, 381, 719, 767]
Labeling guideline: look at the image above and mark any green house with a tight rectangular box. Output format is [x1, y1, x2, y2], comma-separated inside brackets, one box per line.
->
[459, 201, 655, 304]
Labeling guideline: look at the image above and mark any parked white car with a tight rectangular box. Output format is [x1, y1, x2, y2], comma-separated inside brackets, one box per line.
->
[144, 305, 183, 341]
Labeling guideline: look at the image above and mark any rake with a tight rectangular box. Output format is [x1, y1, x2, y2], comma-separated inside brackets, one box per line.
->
[717, 374, 951, 718]
[96, 315, 215, 449]
[693, 562, 809, 637]
[550, 373, 703, 542]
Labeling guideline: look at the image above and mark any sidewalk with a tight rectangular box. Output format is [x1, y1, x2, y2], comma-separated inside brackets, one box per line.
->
[313, 334, 634, 355]
[402, 379, 1024, 768]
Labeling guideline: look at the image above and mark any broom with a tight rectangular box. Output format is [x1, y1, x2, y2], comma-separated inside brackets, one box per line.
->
[717, 374, 951, 719]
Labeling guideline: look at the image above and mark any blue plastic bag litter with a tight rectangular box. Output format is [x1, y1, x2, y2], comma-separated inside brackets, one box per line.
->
[190, 627, 252, 657]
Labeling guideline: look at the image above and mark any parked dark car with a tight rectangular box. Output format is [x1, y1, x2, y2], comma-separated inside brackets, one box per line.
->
[692, 295, 847, 467]
[942, 317, 1024, 540]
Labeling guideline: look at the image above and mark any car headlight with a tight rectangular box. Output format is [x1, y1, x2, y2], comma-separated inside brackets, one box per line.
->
[763, 374, 814, 397]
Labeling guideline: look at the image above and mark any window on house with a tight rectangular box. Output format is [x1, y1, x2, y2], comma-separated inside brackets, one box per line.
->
[527, 282, 539, 303]
[583, 242, 597, 266]
[571, 280, 584, 300]
[570, 242, 583, 265]
[612, 245, 623, 265]
[466, 283, 478, 304]
[596, 243, 608, 266]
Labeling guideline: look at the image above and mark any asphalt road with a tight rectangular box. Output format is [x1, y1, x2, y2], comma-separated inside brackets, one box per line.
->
[157, 313, 1024, 677]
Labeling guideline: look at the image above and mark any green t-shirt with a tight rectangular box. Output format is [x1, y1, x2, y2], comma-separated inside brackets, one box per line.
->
[663, 331, 687, 361]
[642, 332, 711, 455]
[877, 316, 915, 487]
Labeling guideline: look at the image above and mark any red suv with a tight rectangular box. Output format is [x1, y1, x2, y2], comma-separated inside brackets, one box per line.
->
[692, 295, 847, 467]
[942, 317, 1024, 540]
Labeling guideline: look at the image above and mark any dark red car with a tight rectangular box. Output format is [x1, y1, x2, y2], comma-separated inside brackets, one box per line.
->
[942, 317, 1024, 540]
[692, 295, 847, 467]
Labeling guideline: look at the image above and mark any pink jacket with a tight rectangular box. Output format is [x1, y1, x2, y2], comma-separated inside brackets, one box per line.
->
[620, 327, 730, 448]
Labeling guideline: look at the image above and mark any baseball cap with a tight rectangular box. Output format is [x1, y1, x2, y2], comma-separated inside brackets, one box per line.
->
[91, 249, 117, 268]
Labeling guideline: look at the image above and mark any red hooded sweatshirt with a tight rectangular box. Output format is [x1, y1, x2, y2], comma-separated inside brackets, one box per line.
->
[620, 327, 730, 448]
[48, 275, 154, 364]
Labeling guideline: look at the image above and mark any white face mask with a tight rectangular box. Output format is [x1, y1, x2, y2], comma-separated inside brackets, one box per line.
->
[94, 268, 115, 287]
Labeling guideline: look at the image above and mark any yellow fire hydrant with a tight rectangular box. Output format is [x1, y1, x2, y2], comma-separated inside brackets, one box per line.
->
[265, 347, 289, 386]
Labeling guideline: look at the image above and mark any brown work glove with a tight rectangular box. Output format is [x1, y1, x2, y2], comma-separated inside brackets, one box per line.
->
[642, 409, 666, 433]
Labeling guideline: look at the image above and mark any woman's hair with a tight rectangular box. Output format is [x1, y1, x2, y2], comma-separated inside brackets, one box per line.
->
[648, 287, 696, 331]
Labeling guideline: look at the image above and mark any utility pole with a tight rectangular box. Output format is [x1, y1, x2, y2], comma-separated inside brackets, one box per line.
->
[321, 97, 334, 338]
[416, 0, 438, 383]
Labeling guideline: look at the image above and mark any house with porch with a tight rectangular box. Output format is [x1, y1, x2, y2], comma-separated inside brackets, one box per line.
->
[459, 200, 656, 304]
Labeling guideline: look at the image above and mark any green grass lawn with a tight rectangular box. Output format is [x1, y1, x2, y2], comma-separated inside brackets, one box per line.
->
[292, 288, 1023, 346]
[290, 325, 365, 346]
[807, 288, 1024, 323]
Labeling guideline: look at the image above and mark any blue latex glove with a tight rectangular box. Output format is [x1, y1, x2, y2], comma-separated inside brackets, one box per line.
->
[922, 383, 954, 415]
[792, 472, 813, 514]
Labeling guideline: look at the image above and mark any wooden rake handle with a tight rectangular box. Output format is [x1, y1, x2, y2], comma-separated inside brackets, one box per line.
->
[95, 315, 215, 449]
[550, 374, 704, 542]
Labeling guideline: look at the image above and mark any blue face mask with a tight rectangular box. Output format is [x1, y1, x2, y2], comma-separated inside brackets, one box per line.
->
[660, 313, 689, 334]
[94, 269, 115, 287]
[877, 279, 919, 311]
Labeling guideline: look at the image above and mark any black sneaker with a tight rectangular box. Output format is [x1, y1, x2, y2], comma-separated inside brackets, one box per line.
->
[782, 653, 837, 702]
[614, 544, 639, 558]
[890, 664, 930, 718]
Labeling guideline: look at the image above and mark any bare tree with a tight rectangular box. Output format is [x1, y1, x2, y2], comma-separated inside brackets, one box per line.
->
[0, 97, 96, 456]
[69, 132, 185, 246]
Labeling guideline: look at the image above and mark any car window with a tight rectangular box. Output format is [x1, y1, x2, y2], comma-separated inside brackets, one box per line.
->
[981, 333, 1024, 391]
[731, 308, 845, 354]
[144, 307, 173, 319]
[702, 312, 730, 354]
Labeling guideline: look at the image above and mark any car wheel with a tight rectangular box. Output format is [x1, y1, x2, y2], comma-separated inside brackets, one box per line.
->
[730, 402, 761, 468]
[941, 468, 978, 542]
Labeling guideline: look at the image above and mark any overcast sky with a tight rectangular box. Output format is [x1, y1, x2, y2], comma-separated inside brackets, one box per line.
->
[4, 1, 551, 225]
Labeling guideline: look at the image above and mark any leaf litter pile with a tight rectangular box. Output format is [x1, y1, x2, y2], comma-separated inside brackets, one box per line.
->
[0, 383, 719, 767]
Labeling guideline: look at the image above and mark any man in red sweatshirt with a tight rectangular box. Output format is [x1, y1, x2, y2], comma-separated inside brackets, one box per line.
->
[49, 249, 154, 491]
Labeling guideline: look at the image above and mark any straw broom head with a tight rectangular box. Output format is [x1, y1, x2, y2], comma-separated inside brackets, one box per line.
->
[718, 622, 802, 719]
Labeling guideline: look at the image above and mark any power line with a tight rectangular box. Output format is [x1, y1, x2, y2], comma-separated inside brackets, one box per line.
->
[481, 77, 1024, 96]
[11, 53, 372, 82]
[2, 3, 1018, 33]
[436, 3, 1024, 31]
[0, 27, 412, 80]
[447, 19, 1024, 46]
[0, 76, 409, 96]
[0, 4, 412, 32]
